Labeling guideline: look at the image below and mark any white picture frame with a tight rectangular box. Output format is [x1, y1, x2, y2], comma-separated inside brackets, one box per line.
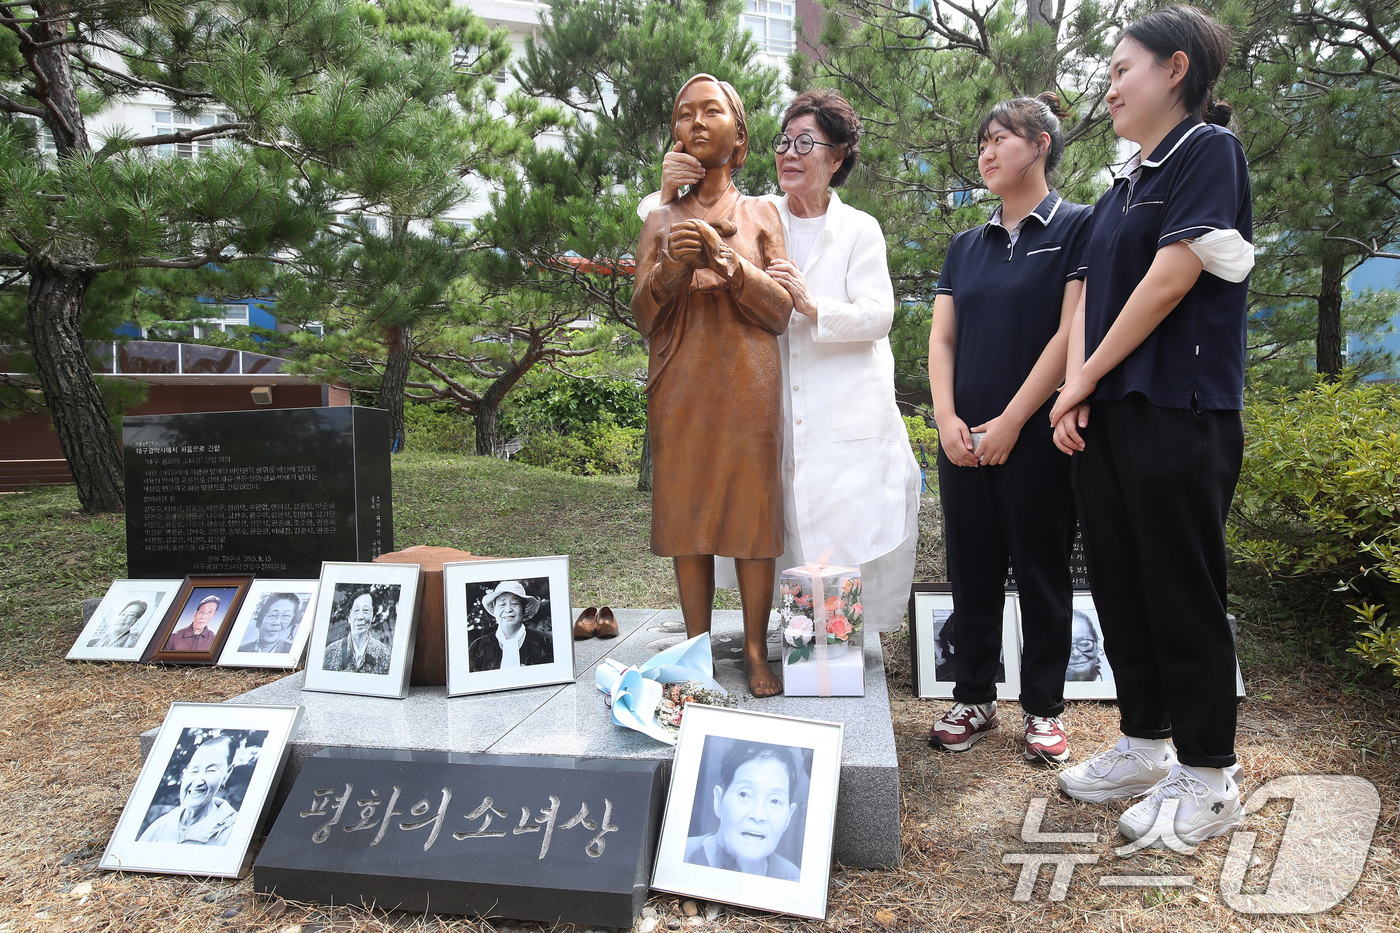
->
[100, 702, 303, 878]
[217, 579, 320, 669]
[651, 705, 844, 920]
[302, 561, 421, 699]
[67, 579, 183, 662]
[442, 555, 575, 696]
[1057, 593, 1246, 699]
[908, 583, 1022, 700]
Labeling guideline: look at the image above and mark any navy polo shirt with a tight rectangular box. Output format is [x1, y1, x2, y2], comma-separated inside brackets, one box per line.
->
[936, 191, 1093, 435]
[1082, 118, 1252, 411]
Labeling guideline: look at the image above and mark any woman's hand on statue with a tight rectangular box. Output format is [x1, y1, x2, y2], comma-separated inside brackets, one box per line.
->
[660, 143, 705, 204]
[936, 416, 980, 468]
[966, 415, 1021, 467]
[766, 258, 817, 319]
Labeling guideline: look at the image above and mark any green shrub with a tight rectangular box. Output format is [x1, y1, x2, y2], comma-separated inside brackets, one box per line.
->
[403, 403, 474, 453]
[514, 424, 644, 476]
[1229, 377, 1400, 683]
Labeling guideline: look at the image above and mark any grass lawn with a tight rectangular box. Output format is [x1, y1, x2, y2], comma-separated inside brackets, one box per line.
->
[0, 449, 1397, 933]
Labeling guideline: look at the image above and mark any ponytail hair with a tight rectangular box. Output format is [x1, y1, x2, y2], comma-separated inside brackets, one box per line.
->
[1123, 5, 1234, 126]
[977, 91, 1069, 181]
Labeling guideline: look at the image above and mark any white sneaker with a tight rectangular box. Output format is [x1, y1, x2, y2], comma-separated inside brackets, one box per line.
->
[1056, 742, 1177, 803]
[1118, 765, 1244, 847]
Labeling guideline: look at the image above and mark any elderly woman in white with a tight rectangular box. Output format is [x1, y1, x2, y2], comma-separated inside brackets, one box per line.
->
[644, 88, 920, 636]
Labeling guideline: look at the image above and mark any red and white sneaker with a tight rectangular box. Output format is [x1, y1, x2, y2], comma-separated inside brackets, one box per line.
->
[928, 701, 998, 751]
[1023, 714, 1071, 763]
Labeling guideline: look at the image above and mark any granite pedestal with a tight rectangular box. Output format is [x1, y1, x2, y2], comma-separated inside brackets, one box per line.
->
[142, 609, 901, 868]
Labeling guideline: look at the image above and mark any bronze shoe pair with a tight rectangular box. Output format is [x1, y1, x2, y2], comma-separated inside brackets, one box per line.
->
[573, 606, 617, 640]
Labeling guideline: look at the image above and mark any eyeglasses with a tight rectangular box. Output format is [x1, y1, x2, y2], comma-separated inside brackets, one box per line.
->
[771, 132, 839, 155]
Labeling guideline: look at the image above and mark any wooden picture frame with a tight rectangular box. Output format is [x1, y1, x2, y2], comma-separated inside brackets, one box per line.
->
[148, 575, 253, 665]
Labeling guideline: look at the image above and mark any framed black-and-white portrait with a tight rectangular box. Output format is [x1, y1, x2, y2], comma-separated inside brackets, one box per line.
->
[217, 580, 319, 669]
[303, 562, 421, 699]
[1056, 593, 1245, 699]
[442, 555, 574, 696]
[100, 702, 302, 877]
[149, 575, 253, 665]
[651, 705, 843, 919]
[67, 579, 182, 662]
[1059, 594, 1116, 699]
[908, 583, 1021, 700]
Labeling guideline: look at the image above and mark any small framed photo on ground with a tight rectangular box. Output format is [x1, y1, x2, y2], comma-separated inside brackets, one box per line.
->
[442, 555, 574, 696]
[100, 702, 303, 877]
[149, 575, 253, 664]
[303, 561, 421, 698]
[908, 583, 1021, 700]
[1059, 593, 1117, 699]
[67, 579, 182, 662]
[651, 705, 844, 920]
[1059, 593, 1246, 699]
[217, 580, 319, 669]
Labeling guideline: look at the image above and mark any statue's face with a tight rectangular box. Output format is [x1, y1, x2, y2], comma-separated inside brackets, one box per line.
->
[674, 80, 739, 170]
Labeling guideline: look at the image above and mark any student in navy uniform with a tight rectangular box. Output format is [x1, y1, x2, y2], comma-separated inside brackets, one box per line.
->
[927, 92, 1092, 764]
[1049, 5, 1254, 846]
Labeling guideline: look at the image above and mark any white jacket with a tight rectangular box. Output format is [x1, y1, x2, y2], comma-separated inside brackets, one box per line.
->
[771, 190, 920, 567]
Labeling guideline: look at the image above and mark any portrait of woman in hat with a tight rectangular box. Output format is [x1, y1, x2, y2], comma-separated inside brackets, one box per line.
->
[467, 579, 555, 672]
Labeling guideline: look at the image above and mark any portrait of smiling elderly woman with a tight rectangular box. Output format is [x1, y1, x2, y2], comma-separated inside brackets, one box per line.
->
[322, 585, 393, 674]
[137, 733, 241, 846]
[164, 593, 224, 652]
[238, 593, 304, 654]
[468, 580, 554, 672]
[684, 740, 807, 880]
[90, 599, 149, 648]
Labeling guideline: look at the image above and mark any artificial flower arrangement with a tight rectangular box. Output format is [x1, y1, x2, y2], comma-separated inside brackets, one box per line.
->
[780, 573, 864, 662]
[596, 633, 736, 744]
[654, 680, 738, 739]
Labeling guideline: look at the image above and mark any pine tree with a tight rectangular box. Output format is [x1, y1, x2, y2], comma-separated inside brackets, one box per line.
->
[0, 0, 509, 510]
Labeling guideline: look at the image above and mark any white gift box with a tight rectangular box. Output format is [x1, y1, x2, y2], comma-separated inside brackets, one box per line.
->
[780, 640, 865, 696]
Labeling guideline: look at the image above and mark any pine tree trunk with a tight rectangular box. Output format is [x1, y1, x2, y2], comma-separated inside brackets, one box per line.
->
[378, 324, 412, 450]
[475, 384, 503, 456]
[27, 268, 125, 513]
[636, 424, 653, 492]
[1316, 253, 1345, 379]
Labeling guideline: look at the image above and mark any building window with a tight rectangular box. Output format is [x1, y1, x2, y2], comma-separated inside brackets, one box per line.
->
[744, 0, 796, 55]
[151, 109, 235, 159]
[19, 117, 57, 160]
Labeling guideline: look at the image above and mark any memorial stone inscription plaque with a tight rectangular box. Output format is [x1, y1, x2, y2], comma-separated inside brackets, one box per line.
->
[124, 407, 392, 579]
[254, 748, 666, 928]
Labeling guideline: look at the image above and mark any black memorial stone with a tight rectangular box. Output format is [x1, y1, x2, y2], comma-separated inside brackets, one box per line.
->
[124, 407, 392, 579]
[254, 748, 665, 928]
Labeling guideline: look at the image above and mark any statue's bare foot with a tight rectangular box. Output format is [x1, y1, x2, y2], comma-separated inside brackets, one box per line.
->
[745, 648, 783, 698]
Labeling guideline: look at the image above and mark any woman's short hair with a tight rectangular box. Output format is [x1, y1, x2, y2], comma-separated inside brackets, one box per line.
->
[718, 740, 802, 800]
[258, 593, 300, 623]
[672, 73, 750, 172]
[781, 89, 863, 187]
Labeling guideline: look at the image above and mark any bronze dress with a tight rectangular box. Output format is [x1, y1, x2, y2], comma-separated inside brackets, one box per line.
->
[632, 185, 791, 558]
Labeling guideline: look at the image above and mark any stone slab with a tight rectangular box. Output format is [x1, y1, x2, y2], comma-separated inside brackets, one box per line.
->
[144, 608, 901, 868]
[122, 406, 392, 579]
[254, 748, 665, 928]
